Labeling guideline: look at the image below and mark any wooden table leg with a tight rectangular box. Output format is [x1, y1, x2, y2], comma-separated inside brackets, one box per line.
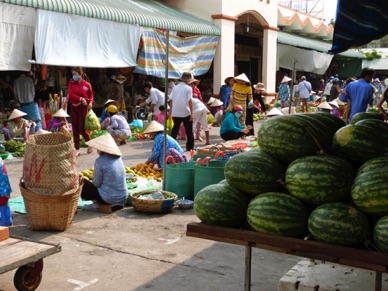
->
[245, 245, 252, 291]
[375, 271, 382, 291]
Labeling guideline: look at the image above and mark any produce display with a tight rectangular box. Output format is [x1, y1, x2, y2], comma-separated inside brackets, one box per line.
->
[194, 112, 388, 253]
[3, 140, 25, 157]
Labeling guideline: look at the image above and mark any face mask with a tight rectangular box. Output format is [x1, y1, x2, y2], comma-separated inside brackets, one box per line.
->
[234, 112, 242, 118]
[73, 75, 81, 82]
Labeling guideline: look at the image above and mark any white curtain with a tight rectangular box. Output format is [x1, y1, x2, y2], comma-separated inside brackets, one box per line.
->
[0, 3, 36, 71]
[35, 10, 142, 68]
[278, 44, 334, 75]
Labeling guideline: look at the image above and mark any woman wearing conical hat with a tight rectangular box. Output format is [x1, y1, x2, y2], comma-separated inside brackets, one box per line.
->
[228, 73, 253, 125]
[49, 108, 71, 135]
[2, 109, 35, 141]
[278, 76, 292, 108]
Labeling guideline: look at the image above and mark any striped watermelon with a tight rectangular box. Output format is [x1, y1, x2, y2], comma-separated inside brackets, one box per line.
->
[373, 216, 388, 253]
[285, 155, 356, 205]
[194, 184, 250, 227]
[355, 119, 388, 147]
[258, 115, 331, 164]
[311, 112, 347, 130]
[357, 156, 388, 176]
[351, 168, 388, 216]
[350, 112, 384, 125]
[308, 202, 369, 247]
[331, 125, 385, 166]
[247, 192, 308, 237]
[224, 149, 284, 196]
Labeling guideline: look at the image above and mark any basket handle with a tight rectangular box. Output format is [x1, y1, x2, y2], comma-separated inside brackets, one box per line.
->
[200, 156, 211, 165]
[165, 155, 177, 164]
[196, 158, 203, 165]
[214, 151, 225, 159]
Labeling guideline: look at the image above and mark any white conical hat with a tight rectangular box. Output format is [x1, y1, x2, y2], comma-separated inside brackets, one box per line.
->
[281, 76, 292, 83]
[328, 100, 339, 108]
[234, 73, 251, 84]
[266, 107, 284, 117]
[8, 109, 27, 120]
[281, 106, 297, 115]
[52, 108, 70, 118]
[143, 120, 164, 134]
[210, 99, 223, 107]
[104, 99, 118, 105]
[334, 98, 345, 106]
[207, 97, 216, 105]
[86, 133, 122, 156]
[317, 101, 332, 110]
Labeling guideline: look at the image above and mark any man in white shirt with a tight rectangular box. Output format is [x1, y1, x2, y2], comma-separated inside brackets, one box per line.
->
[142, 81, 165, 114]
[169, 72, 195, 151]
[297, 76, 312, 113]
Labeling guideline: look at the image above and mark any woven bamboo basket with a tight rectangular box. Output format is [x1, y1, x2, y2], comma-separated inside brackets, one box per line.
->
[20, 178, 83, 231]
[131, 190, 177, 214]
[23, 133, 79, 195]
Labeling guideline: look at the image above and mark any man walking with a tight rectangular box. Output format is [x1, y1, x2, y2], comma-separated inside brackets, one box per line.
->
[169, 72, 194, 151]
[297, 76, 312, 113]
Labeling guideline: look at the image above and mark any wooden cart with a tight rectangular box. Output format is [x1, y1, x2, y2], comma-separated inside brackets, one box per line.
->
[0, 235, 61, 291]
[186, 222, 388, 291]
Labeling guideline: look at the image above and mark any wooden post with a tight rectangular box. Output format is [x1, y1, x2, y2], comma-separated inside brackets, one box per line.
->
[244, 245, 252, 291]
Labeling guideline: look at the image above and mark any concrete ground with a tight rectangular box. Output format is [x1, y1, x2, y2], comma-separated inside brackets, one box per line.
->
[2, 120, 385, 291]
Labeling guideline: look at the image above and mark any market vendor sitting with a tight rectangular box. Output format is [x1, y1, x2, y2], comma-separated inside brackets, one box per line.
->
[2, 109, 36, 141]
[220, 105, 251, 141]
[80, 133, 127, 210]
[105, 105, 131, 146]
[100, 99, 119, 129]
[49, 108, 71, 135]
[144, 121, 188, 169]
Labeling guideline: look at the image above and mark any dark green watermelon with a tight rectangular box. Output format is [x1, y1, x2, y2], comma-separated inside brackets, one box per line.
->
[350, 112, 384, 124]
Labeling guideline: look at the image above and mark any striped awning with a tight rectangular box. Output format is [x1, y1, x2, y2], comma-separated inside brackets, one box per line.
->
[0, 0, 220, 36]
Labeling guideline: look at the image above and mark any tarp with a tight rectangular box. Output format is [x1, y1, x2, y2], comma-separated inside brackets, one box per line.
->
[278, 44, 334, 75]
[330, 0, 388, 54]
[34, 10, 142, 67]
[0, 3, 35, 71]
[134, 28, 219, 78]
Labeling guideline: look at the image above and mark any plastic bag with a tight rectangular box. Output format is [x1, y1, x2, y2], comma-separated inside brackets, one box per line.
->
[166, 117, 174, 135]
[129, 119, 143, 129]
[85, 109, 101, 131]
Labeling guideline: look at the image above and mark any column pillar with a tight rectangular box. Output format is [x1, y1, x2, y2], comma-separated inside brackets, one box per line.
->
[262, 26, 279, 96]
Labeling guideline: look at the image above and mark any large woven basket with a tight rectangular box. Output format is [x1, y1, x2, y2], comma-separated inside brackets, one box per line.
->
[23, 133, 79, 195]
[131, 190, 177, 214]
[20, 179, 83, 231]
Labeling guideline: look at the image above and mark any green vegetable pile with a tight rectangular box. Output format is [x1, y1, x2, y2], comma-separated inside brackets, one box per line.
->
[3, 140, 25, 157]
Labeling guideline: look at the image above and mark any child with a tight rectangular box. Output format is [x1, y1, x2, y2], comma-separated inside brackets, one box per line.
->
[49, 109, 71, 135]
[154, 105, 165, 125]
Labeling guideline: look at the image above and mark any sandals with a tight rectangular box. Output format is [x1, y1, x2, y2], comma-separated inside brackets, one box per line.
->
[87, 147, 93, 154]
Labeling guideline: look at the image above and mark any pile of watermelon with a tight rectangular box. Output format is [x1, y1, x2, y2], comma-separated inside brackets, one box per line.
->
[194, 111, 388, 252]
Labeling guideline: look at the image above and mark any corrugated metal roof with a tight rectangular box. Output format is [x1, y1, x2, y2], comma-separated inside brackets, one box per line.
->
[0, 0, 220, 35]
[278, 31, 365, 58]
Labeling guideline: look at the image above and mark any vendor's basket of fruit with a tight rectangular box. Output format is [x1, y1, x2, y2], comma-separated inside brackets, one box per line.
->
[131, 190, 178, 214]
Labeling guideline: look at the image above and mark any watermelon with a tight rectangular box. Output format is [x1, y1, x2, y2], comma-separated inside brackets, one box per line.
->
[258, 115, 331, 164]
[351, 168, 388, 216]
[247, 192, 308, 237]
[357, 156, 388, 176]
[285, 155, 356, 205]
[308, 202, 369, 247]
[350, 112, 384, 124]
[194, 184, 250, 227]
[355, 119, 388, 147]
[310, 112, 347, 130]
[373, 216, 388, 253]
[331, 125, 385, 166]
[224, 149, 284, 196]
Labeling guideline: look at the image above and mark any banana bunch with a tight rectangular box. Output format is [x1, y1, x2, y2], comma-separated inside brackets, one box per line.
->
[79, 168, 94, 180]
[129, 163, 163, 181]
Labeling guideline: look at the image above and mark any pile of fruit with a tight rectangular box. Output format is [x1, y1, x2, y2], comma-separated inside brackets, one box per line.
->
[79, 163, 163, 182]
[194, 111, 388, 253]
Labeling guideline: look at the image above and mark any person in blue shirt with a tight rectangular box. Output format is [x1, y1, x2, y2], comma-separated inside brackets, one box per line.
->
[219, 76, 234, 109]
[100, 99, 119, 129]
[81, 133, 127, 209]
[340, 68, 375, 122]
[144, 121, 188, 168]
[220, 105, 250, 141]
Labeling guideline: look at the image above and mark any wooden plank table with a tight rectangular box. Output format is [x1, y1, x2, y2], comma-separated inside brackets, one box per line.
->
[0, 235, 61, 290]
[186, 222, 388, 291]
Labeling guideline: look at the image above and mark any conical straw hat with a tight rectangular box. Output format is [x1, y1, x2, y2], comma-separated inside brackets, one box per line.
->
[210, 99, 223, 107]
[52, 108, 70, 118]
[104, 99, 118, 105]
[207, 97, 216, 105]
[86, 133, 122, 156]
[281, 76, 292, 83]
[328, 100, 339, 108]
[281, 106, 297, 115]
[317, 101, 332, 110]
[143, 120, 164, 134]
[254, 82, 266, 91]
[334, 98, 345, 106]
[234, 73, 251, 84]
[8, 109, 27, 120]
[266, 107, 284, 117]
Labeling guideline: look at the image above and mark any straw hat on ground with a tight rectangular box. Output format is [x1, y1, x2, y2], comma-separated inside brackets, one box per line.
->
[207, 97, 216, 105]
[180, 72, 198, 84]
[281, 106, 297, 115]
[254, 82, 266, 91]
[234, 73, 251, 84]
[53, 108, 70, 118]
[328, 100, 339, 108]
[8, 109, 27, 121]
[210, 99, 223, 107]
[266, 107, 284, 117]
[143, 121, 164, 134]
[281, 76, 292, 83]
[86, 133, 122, 156]
[317, 101, 332, 110]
